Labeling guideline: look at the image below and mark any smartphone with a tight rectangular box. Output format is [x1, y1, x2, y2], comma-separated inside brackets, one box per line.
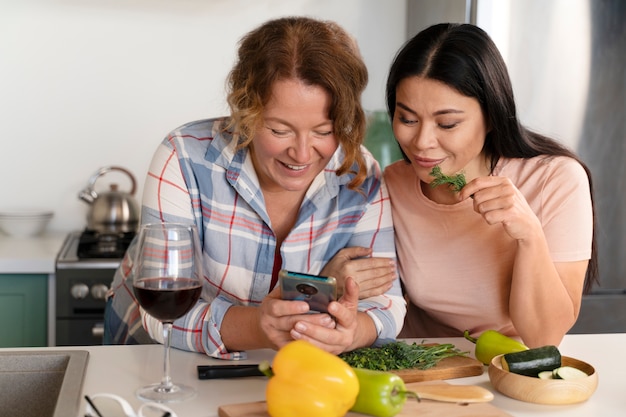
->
[279, 269, 337, 313]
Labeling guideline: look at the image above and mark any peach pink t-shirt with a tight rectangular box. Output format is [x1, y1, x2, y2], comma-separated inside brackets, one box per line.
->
[384, 155, 593, 339]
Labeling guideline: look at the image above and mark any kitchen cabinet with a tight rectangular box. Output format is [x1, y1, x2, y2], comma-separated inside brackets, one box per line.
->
[0, 274, 47, 347]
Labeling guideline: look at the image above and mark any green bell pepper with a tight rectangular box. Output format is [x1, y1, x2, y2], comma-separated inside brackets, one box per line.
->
[350, 367, 419, 417]
[464, 329, 528, 365]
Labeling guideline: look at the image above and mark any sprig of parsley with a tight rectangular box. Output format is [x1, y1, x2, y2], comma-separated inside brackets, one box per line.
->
[429, 165, 466, 192]
[339, 341, 467, 371]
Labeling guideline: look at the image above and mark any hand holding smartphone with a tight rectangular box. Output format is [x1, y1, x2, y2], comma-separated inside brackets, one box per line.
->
[279, 269, 337, 313]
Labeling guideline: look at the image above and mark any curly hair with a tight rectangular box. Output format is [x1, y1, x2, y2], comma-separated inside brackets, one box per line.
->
[226, 16, 369, 190]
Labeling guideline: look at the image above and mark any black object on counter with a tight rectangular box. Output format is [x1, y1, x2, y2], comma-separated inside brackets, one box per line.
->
[197, 364, 264, 379]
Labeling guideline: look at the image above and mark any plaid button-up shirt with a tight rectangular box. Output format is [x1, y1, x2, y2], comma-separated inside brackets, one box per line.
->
[105, 117, 405, 359]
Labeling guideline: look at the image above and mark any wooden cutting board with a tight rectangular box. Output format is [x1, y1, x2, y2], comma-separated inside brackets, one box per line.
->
[391, 354, 484, 382]
[218, 381, 512, 417]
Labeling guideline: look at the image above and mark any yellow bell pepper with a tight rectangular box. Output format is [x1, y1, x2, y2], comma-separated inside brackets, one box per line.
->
[262, 340, 359, 417]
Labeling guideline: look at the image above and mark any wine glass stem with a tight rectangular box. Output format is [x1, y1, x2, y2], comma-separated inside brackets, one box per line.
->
[161, 322, 174, 391]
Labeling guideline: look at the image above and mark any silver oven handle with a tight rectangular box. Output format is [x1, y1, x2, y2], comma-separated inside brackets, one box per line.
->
[92, 323, 104, 338]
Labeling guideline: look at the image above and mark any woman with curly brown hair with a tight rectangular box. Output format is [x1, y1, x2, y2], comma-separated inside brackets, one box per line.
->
[105, 16, 406, 358]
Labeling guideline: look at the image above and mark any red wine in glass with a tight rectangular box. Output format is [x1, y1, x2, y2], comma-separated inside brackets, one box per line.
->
[134, 277, 201, 322]
[132, 222, 203, 403]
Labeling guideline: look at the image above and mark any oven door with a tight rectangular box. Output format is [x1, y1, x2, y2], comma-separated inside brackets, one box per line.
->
[56, 319, 104, 346]
[55, 267, 115, 346]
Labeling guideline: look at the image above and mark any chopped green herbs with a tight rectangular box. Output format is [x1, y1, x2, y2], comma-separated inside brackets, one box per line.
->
[339, 341, 468, 371]
[429, 166, 466, 192]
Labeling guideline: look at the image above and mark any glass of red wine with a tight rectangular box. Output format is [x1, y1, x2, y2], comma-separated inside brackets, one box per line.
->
[132, 222, 203, 403]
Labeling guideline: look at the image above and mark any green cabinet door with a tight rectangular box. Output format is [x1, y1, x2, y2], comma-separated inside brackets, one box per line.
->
[0, 274, 47, 347]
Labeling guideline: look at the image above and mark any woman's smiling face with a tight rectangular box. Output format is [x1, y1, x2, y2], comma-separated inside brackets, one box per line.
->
[250, 78, 338, 194]
[392, 76, 490, 202]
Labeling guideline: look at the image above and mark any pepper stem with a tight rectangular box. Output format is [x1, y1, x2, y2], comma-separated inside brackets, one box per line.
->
[463, 330, 477, 344]
[399, 390, 421, 403]
[258, 360, 274, 378]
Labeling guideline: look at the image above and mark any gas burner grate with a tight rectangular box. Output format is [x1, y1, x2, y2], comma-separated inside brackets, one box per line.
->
[77, 230, 135, 259]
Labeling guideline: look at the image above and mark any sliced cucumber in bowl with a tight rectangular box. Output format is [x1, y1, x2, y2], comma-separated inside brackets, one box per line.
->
[538, 370, 554, 379]
[537, 366, 588, 380]
[552, 366, 588, 380]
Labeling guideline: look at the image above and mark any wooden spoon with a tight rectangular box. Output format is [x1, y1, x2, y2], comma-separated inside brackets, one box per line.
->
[405, 382, 494, 403]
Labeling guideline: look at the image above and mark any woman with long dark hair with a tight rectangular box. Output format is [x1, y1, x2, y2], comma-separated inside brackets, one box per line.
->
[384, 23, 597, 347]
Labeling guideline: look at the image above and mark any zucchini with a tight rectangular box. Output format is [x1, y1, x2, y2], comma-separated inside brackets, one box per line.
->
[501, 345, 561, 377]
[552, 366, 588, 380]
[537, 370, 554, 380]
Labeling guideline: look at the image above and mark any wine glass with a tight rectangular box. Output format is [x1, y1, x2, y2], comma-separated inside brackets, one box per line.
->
[132, 222, 203, 403]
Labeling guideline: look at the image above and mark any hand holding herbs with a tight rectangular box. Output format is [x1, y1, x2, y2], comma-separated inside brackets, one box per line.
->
[429, 165, 466, 192]
[339, 341, 468, 371]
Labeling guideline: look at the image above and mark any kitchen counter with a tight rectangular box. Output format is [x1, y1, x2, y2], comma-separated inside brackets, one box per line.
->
[0, 232, 67, 273]
[2, 333, 623, 416]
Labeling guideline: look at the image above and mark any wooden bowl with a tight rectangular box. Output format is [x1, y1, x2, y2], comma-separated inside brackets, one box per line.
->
[488, 354, 598, 405]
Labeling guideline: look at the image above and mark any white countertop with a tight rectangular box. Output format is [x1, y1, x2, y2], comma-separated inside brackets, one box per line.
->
[0, 232, 67, 273]
[3, 333, 624, 417]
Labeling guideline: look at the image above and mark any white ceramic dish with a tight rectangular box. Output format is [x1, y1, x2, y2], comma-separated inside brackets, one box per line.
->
[0, 210, 54, 237]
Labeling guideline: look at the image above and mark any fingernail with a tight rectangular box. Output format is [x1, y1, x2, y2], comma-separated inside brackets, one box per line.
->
[295, 322, 307, 332]
[328, 303, 339, 315]
[295, 302, 309, 313]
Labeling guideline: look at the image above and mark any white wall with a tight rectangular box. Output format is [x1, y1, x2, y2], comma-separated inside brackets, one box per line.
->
[0, 0, 406, 233]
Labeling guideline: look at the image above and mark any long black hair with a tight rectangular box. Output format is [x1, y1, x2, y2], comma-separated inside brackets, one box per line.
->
[386, 23, 598, 292]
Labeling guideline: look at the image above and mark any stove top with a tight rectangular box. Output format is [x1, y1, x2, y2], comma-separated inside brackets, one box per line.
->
[56, 230, 135, 268]
[77, 230, 135, 259]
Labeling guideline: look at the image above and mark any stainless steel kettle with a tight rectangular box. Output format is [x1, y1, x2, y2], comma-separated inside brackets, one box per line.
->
[78, 166, 140, 233]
